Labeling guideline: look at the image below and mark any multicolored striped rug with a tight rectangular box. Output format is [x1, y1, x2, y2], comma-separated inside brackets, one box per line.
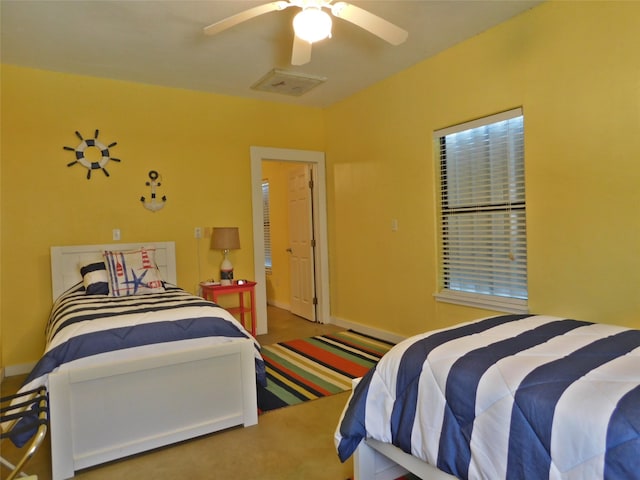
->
[257, 330, 395, 413]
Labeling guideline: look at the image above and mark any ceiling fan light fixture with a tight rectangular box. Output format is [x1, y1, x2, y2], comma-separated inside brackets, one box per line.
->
[293, 7, 332, 43]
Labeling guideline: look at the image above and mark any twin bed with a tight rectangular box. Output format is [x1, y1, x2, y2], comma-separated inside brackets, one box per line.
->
[12, 241, 263, 480]
[336, 313, 640, 480]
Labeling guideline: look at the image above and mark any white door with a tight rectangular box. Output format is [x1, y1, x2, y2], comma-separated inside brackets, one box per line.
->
[288, 164, 316, 321]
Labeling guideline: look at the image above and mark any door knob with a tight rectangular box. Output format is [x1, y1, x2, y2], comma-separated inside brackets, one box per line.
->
[286, 248, 293, 253]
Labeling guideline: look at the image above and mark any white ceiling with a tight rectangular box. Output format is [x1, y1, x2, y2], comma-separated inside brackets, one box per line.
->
[0, 0, 543, 108]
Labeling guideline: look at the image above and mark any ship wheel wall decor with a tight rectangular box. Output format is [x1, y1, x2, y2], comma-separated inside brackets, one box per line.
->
[64, 130, 121, 179]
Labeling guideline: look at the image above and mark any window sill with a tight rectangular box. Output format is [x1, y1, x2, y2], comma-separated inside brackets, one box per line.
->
[434, 290, 529, 314]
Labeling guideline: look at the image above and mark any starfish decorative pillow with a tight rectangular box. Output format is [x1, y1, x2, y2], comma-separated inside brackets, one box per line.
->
[103, 247, 165, 296]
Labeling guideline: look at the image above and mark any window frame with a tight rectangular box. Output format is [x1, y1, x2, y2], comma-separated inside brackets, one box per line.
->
[433, 108, 529, 314]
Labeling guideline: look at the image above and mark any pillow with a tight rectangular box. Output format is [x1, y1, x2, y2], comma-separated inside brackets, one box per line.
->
[103, 247, 165, 297]
[80, 261, 109, 295]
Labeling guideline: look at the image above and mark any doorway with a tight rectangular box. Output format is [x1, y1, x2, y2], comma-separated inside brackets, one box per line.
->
[250, 147, 330, 336]
[263, 162, 316, 322]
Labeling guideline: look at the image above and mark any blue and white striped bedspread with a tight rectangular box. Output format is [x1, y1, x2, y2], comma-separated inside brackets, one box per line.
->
[335, 314, 640, 479]
[10, 283, 265, 446]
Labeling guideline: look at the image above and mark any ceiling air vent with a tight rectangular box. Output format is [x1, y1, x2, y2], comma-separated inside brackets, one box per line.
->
[251, 69, 326, 97]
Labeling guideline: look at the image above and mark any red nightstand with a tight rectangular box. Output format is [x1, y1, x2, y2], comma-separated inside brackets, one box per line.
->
[200, 281, 257, 336]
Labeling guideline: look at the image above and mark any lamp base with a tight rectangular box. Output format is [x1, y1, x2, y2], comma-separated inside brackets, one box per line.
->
[220, 251, 233, 286]
[220, 271, 233, 286]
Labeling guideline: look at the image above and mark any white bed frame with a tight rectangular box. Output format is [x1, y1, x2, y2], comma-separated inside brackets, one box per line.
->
[350, 377, 456, 480]
[47, 242, 258, 480]
[354, 439, 457, 480]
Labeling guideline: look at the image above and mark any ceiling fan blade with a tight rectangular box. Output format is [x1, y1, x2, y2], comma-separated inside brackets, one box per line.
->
[203, 2, 289, 36]
[291, 36, 312, 65]
[331, 2, 408, 46]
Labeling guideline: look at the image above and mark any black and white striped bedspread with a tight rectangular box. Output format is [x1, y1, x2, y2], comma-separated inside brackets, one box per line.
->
[26, 283, 266, 391]
[335, 314, 640, 479]
[9, 283, 266, 446]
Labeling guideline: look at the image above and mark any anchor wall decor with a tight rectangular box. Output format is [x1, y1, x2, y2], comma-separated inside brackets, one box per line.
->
[140, 170, 167, 212]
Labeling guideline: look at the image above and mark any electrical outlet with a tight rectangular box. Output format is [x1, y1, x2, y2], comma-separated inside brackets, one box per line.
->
[113, 229, 121, 241]
[194, 227, 202, 239]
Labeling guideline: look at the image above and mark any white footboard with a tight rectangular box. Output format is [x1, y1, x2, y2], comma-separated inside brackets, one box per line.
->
[49, 339, 257, 480]
[354, 438, 410, 480]
[350, 377, 455, 480]
[355, 438, 457, 480]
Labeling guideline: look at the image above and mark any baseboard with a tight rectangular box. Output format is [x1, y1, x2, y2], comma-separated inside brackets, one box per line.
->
[267, 305, 405, 344]
[4, 362, 36, 377]
[330, 316, 406, 344]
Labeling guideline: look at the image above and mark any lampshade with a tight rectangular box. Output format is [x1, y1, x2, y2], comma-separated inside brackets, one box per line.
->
[293, 7, 332, 43]
[211, 227, 240, 251]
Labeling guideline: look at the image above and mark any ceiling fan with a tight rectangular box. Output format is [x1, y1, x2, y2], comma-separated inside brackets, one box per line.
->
[203, 1, 408, 66]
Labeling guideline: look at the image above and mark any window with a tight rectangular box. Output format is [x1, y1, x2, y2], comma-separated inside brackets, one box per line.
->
[435, 108, 528, 313]
[262, 180, 272, 272]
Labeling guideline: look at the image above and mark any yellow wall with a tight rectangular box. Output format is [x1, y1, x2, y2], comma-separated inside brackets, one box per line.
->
[262, 161, 293, 308]
[0, 66, 324, 367]
[0, 98, 3, 377]
[324, 1, 640, 336]
[3, 1, 640, 369]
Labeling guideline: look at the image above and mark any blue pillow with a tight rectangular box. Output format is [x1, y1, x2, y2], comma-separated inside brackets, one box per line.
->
[80, 262, 109, 295]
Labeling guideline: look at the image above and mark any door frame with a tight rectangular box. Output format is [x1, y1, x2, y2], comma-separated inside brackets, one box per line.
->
[250, 146, 330, 335]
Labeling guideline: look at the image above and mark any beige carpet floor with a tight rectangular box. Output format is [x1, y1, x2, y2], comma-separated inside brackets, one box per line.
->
[1, 306, 354, 480]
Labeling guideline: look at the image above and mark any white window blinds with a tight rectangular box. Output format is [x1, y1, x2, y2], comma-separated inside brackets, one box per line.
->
[262, 180, 272, 270]
[435, 108, 528, 312]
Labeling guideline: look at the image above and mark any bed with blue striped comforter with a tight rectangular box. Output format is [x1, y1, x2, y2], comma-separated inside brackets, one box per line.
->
[11, 283, 266, 446]
[335, 314, 640, 479]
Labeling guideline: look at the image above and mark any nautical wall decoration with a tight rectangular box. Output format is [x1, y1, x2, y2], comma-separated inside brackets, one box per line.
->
[140, 170, 167, 212]
[64, 130, 120, 179]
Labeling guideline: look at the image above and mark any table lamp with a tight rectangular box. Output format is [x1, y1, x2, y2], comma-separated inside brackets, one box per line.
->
[211, 227, 240, 285]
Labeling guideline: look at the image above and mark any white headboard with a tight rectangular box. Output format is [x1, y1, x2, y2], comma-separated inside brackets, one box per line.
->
[50, 241, 177, 301]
